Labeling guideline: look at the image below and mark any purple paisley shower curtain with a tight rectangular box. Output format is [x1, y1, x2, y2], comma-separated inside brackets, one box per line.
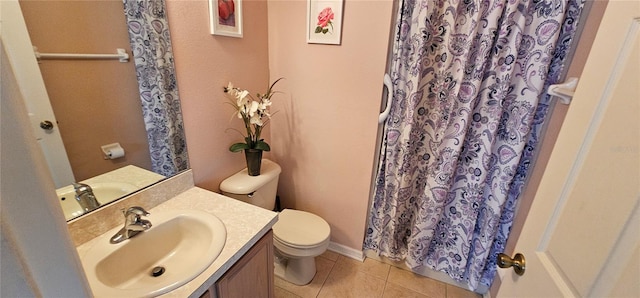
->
[364, 0, 584, 292]
[123, 0, 188, 177]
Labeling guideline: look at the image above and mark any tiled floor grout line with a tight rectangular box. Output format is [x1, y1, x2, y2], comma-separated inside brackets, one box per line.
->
[444, 282, 448, 298]
[315, 256, 336, 297]
[381, 281, 389, 298]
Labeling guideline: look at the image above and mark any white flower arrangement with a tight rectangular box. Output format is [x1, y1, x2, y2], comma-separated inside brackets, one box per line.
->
[223, 78, 283, 152]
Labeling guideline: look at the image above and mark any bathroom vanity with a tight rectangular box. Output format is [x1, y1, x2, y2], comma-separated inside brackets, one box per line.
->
[72, 170, 278, 297]
[201, 230, 274, 298]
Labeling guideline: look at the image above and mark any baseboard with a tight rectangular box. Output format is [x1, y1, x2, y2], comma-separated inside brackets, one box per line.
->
[327, 241, 365, 261]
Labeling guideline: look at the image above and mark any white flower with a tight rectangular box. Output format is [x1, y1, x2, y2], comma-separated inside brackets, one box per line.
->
[250, 113, 263, 126]
[236, 89, 249, 106]
[248, 101, 259, 116]
[223, 78, 282, 153]
[260, 98, 272, 109]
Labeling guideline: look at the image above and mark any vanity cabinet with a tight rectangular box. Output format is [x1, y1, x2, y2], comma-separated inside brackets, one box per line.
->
[200, 230, 274, 298]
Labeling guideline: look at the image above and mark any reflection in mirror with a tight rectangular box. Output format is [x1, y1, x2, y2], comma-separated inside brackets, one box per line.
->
[56, 166, 164, 220]
[19, 0, 188, 221]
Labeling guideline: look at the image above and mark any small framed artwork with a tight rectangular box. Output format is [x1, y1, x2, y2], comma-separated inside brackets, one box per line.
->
[307, 0, 344, 45]
[209, 0, 243, 38]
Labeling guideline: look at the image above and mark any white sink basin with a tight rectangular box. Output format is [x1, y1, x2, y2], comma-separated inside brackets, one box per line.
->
[80, 209, 227, 297]
[56, 182, 137, 220]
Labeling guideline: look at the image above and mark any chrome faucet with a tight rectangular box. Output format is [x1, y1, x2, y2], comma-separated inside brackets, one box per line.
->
[110, 206, 152, 244]
[73, 183, 100, 212]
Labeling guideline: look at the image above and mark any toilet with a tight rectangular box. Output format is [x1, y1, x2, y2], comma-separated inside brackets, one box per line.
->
[220, 159, 331, 285]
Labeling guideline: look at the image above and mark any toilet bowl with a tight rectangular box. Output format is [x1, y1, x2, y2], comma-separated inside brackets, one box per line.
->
[220, 159, 331, 285]
[272, 209, 330, 285]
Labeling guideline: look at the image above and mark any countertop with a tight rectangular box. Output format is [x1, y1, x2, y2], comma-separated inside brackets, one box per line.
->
[75, 186, 278, 298]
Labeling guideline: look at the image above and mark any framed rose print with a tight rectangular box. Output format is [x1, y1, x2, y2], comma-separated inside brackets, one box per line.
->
[307, 0, 344, 45]
[209, 0, 243, 37]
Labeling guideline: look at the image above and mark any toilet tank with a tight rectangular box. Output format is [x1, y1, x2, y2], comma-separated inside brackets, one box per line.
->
[220, 159, 281, 210]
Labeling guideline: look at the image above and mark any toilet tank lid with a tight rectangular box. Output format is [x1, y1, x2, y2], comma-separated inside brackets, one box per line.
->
[219, 159, 281, 195]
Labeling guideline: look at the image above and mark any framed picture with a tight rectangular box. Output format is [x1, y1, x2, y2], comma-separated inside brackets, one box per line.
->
[307, 0, 344, 45]
[209, 0, 243, 38]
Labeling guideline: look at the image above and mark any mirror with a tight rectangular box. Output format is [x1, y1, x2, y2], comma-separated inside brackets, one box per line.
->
[19, 0, 188, 221]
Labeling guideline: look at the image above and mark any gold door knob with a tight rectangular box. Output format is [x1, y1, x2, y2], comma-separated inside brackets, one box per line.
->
[497, 253, 526, 276]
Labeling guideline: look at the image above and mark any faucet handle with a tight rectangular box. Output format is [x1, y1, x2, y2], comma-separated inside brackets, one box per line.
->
[73, 182, 92, 193]
[124, 206, 150, 217]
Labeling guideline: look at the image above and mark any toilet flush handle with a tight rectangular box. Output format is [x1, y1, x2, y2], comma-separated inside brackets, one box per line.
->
[247, 192, 255, 198]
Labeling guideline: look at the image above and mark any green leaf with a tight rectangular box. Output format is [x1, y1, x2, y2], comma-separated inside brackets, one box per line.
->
[322, 28, 328, 34]
[229, 143, 250, 152]
[315, 26, 322, 33]
[254, 140, 271, 151]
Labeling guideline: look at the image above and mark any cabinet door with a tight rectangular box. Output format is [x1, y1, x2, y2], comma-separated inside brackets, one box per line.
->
[216, 230, 274, 298]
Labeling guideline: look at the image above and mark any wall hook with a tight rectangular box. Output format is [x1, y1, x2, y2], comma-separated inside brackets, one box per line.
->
[547, 77, 579, 105]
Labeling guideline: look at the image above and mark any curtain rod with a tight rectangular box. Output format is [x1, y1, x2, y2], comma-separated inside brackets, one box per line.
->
[33, 47, 129, 63]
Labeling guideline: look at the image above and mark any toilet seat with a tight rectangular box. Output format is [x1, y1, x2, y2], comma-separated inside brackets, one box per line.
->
[273, 209, 330, 249]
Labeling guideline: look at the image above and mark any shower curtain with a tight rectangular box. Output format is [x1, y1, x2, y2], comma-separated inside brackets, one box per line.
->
[123, 0, 189, 177]
[364, 0, 584, 292]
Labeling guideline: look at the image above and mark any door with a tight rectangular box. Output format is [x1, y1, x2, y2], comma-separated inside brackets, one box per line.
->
[496, 0, 639, 297]
[2, 0, 75, 188]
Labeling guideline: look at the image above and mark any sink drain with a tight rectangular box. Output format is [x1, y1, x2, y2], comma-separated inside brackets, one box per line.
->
[151, 266, 165, 277]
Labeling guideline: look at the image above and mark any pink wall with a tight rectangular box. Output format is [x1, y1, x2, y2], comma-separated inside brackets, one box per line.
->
[267, 0, 393, 249]
[167, 0, 271, 192]
[168, 0, 392, 250]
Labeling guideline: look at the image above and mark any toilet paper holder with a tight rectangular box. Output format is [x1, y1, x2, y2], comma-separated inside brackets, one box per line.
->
[101, 143, 125, 160]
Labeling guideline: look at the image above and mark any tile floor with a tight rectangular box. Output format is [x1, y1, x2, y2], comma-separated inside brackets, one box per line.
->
[274, 251, 482, 298]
